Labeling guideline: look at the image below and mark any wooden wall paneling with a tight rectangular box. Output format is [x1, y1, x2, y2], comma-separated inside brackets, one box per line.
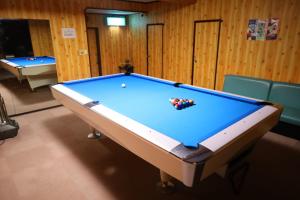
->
[155, 5, 193, 84]
[1, 0, 300, 86]
[217, 0, 300, 90]
[145, 0, 300, 90]
[105, 17, 131, 75]
[0, 0, 148, 82]
[147, 24, 164, 78]
[164, 7, 180, 82]
[28, 20, 54, 56]
[160, 0, 197, 4]
[86, 14, 133, 75]
[47, 2, 91, 82]
[129, 14, 147, 75]
[145, 1, 205, 84]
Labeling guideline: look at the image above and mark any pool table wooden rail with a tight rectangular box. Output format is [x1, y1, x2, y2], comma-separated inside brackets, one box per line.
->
[51, 81, 282, 187]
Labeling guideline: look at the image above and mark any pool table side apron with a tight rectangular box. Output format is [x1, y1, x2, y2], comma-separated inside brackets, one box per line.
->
[0, 59, 23, 81]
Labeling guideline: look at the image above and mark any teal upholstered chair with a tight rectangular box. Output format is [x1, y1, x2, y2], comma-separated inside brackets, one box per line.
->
[268, 82, 300, 126]
[223, 75, 272, 100]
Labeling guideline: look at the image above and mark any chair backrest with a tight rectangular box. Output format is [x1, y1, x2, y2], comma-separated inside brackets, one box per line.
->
[268, 82, 300, 109]
[223, 75, 272, 100]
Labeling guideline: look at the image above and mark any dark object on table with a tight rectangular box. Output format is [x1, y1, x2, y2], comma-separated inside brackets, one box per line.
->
[0, 94, 19, 140]
[119, 59, 134, 74]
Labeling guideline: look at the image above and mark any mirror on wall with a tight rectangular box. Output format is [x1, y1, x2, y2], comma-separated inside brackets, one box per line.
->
[0, 19, 60, 116]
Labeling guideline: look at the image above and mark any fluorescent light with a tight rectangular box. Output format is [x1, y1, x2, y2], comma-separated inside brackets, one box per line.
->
[106, 16, 126, 26]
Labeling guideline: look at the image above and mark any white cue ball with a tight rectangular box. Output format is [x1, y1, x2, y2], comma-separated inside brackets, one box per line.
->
[121, 83, 126, 88]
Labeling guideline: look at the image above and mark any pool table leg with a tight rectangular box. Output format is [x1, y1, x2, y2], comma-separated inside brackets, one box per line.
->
[87, 126, 102, 139]
[220, 145, 254, 194]
[157, 170, 176, 193]
[228, 161, 250, 194]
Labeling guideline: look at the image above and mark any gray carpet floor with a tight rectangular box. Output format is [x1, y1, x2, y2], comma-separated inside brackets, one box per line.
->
[0, 107, 299, 200]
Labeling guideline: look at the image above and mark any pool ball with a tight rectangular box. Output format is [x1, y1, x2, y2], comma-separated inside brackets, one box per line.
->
[121, 83, 126, 88]
[170, 99, 176, 105]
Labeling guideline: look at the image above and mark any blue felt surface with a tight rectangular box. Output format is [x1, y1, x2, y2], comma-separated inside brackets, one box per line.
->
[7, 56, 55, 67]
[63, 74, 263, 148]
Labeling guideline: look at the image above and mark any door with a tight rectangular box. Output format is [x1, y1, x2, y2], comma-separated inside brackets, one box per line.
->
[147, 24, 163, 78]
[87, 28, 101, 77]
[192, 20, 221, 89]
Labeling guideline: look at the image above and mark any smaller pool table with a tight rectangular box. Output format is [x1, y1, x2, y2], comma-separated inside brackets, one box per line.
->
[0, 56, 57, 91]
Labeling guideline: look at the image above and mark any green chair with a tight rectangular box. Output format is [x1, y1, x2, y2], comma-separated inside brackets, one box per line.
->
[268, 82, 300, 126]
[223, 75, 272, 100]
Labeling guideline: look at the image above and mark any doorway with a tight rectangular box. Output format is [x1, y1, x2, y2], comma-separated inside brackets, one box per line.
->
[147, 24, 164, 78]
[87, 27, 101, 77]
[191, 19, 222, 89]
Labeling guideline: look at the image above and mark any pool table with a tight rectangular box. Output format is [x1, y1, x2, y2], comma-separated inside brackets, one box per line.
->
[51, 73, 282, 187]
[0, 56, 57, 91]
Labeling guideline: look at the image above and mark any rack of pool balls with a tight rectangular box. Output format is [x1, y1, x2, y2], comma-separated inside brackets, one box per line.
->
[169, 98, 194, 110]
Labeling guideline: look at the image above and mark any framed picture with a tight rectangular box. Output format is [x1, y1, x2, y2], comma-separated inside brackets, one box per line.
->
[247, 19, 257, 40]
[266, 18, 280, 40]
[256, 20, 267, 40]
[247, 18, 279, 41]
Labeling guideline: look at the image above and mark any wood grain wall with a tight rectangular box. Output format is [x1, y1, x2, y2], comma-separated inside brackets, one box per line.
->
[2, 0, 299, 88]
[28, 20, 54, 56]
[147, 24, 164, 78]
[86, 13, 148, 75]
[129, 14, 147, 74]
[144, 0, 300, 90]
[86, 14, 132, 75]
[0, 0, 147, 81]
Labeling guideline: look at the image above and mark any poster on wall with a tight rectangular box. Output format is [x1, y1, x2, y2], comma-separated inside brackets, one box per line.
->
[247, 18, 279, 41]
[266, 18, 280, 40]
[256, 20, 267, 40]
[247, 19, 257, 40]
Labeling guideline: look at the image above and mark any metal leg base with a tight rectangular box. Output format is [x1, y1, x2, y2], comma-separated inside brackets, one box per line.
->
[88, 127, 102, 139]
[156, 170, 176, 194]
[228, 161, 250, 194]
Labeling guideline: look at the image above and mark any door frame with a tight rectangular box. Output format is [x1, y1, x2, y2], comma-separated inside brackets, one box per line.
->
[146, 23, 164, 77]
[86, 26, 102, 76]
[191, 19, 222, 89]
